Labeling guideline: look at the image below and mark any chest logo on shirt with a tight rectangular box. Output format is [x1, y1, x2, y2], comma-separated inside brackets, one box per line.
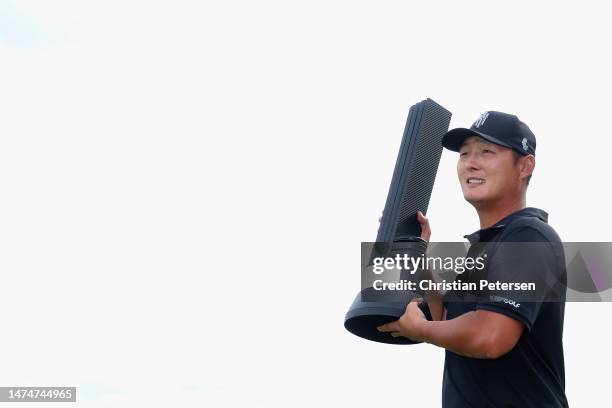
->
[476, 250, 488, 262]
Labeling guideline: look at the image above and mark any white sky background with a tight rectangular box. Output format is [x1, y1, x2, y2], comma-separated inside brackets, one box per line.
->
[1, 0, 611, 406]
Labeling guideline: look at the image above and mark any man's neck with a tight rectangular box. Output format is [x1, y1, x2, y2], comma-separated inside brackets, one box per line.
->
[474, 196, 527, 229]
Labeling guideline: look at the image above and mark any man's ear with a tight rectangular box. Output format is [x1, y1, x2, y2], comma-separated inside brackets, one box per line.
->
[520, 155, 535, 180]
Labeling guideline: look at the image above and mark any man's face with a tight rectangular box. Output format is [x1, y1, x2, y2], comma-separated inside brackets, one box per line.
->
[457, 136, 524, 207]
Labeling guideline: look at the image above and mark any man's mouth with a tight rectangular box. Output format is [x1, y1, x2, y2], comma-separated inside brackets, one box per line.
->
[466, 177, 485, 185]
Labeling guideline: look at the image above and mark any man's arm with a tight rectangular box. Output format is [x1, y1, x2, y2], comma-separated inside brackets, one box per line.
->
[414, 211, 447, 321]
[420, 267, 446, 321]
[420, 308, 524, 359]
[378, 300, 523, 359]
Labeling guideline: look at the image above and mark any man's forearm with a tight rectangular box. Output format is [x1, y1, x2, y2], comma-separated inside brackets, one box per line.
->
[420, 268, 445, 321]
[418, 311, 495, 359]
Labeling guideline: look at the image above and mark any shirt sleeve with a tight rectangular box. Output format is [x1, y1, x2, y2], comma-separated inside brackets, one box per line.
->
[474, 227, 564, 331]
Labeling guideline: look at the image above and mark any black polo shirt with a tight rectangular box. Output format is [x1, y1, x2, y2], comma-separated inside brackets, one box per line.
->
[441, 207, 569, 408]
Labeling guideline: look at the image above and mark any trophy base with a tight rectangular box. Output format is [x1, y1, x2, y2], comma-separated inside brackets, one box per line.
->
[344, 288, 432, 345]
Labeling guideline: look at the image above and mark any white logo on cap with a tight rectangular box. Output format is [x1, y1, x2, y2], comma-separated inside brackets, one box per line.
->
[522, 137, 528, 151]
[474, 112, 490, 128]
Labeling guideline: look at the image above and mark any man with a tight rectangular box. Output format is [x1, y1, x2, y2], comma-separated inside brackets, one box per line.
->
[378, 111, 569, 407]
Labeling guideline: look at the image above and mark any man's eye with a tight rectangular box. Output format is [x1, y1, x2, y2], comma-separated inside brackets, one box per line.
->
[483, 149, 493, 154]
[460, 152, 468, 156]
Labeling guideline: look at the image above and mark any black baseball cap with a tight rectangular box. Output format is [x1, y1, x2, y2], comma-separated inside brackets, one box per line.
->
[442, 111, 536, 156]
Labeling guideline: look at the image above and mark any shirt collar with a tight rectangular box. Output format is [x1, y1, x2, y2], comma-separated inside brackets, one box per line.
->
[463, 207, 549, 243]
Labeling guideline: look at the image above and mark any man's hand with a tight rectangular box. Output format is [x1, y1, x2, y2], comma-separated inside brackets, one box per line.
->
[376, 298, 428, 342]
[416, 210, 431, 242]
[379, 210, 431, 242]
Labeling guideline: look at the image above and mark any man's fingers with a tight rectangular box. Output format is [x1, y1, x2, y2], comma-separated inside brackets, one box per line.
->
[377, 321, 399, 333]
[405, 298, 424, 312]
[391, 332, 402, 337]
[417, 211, 431, 241]
[417, 211, 430, 228]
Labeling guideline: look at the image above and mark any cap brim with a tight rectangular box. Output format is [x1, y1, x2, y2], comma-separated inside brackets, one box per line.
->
[442, 128, 514, 152]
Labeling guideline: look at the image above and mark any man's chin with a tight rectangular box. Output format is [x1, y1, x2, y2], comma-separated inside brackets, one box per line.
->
[463, 194, 491, 208]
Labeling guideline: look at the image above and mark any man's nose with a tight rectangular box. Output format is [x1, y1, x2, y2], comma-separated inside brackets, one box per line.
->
[467, 159, 480, 171]
[460, 154, 481, 171]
